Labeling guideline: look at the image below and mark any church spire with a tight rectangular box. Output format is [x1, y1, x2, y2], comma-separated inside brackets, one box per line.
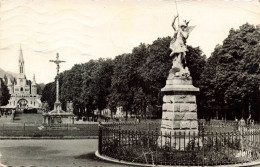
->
[7, 76, 12, 85]
[18, 44, 25, 78]
[32, 74, 36, 85]
[19, 44, 24, 64]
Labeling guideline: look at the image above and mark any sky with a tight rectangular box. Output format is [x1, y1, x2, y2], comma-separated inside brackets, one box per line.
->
[0, 0, 259, 84]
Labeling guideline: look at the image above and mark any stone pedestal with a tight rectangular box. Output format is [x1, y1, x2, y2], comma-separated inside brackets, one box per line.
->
[42, 101, 74, 125]
[159, 67, 199, 149]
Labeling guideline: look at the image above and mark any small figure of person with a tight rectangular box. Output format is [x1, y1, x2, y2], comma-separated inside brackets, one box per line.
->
[251, 119, 254, 126]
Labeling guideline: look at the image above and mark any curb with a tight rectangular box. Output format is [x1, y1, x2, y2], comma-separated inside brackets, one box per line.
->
[95, 151, 260, 167]
[0, 136, 98, 140]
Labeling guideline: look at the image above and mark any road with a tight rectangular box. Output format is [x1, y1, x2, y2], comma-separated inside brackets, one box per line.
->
[0, 139, 132, 167]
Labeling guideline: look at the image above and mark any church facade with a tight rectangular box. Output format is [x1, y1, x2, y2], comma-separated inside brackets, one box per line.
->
[1, 47, 42, 109]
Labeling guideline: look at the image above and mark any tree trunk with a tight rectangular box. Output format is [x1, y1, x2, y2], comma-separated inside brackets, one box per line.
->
[125, 110, 128, 121]
[99, 109, 101, 118]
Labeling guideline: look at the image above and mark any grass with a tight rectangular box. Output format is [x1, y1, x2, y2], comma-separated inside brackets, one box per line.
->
[13, 111, 43, 124]
[0, 123, 99, 137]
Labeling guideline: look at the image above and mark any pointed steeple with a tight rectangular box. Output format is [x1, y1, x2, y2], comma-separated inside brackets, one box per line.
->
[7, 77, 12, 85]
[18, 44, 25, 78]
[31, 74, 37, 95]
[19, 44, 24, 64]
[32, 74, 36, 85]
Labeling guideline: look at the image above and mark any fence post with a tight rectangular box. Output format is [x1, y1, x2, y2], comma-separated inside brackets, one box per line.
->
[128, 129, 131, 148]
[119, 125, 122, 161]
[119, 125, 121, 150]
[241, 125, 244, 156]
[98, 122, 102, 154]
[227, 132, 230, 159]
[161, 131, 162, 149]
[46, 125, 48, 136]
[134, 121, 136, 132]
[24, 123, 25, 136]
[2, 124, 4, 136]
[147, 130, 149, 148]
[202, 123, 205, 167]
[155, 127, 158, 166]
[67, 123, 69, 136]
[170, 131, 172, 150]
[179, 131, 181, 151]
[41, 123, 43, 136]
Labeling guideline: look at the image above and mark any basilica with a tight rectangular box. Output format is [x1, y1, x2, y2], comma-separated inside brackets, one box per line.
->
[1, 47, 42, 109]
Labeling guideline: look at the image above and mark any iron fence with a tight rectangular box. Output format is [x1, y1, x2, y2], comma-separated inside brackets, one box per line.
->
[98, 121, 260, 166]
[0, 123, 99, 137]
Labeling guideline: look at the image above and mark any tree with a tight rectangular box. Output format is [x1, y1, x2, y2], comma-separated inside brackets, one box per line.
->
[129, 43, 150, 116]
[109, 54, 133, 118]
[200, 23, 260, 120]
[41, 82, 56, 109]
[0, 78, 11, 106]
[185, 46, 206, 87]
[36, 83, 45, 95]
[81, 60, 100, 118]
[60, 64, 84, 115]
[90, 58, 114, 117]
[199, 45, 221, 118]
[109, 43, 150, 119]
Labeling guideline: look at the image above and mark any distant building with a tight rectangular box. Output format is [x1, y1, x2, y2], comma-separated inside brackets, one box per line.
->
[93, 106, 138, 119]
[101, 108, 111, 118]
[94, 107, 122, 118]
[114, 106, 124, 118]
[0, 46, 42, 109]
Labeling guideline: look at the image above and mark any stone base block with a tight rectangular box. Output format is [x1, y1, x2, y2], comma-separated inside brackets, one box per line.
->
[163, 95, 196, 103]
[162, 103, 197, 113]
[162, 111, 174, 120]
[174, 112, 197, 120]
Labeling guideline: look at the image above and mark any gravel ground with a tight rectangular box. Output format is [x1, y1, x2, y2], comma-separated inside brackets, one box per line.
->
[0, 139, 132, 167]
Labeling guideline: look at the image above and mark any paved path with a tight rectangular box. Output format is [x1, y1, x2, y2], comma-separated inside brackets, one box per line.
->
[0, 139, 132, 167]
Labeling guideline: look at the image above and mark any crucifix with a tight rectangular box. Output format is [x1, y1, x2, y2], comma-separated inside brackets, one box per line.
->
[49, 53, 65, 75]
[49, 53, 65, 112]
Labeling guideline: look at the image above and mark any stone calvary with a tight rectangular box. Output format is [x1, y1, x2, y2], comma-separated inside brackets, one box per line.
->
[42, 53, 74, 125]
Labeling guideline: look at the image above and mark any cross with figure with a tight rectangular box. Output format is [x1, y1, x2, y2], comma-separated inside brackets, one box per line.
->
[49, 53, 65, 75]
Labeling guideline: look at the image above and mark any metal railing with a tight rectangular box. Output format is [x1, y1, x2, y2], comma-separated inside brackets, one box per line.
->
[98, 121, 260, 166]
